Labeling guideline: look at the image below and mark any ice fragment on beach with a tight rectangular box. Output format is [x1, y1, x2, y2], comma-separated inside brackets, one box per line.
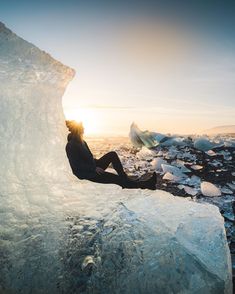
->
[210, 160, 223, 167]
[182, 175, 201, 188]
[194, 137, 224, 152]
[179, 151, 197, 161]
[151, 157, 166, 171]
[223, 212, 235, 222]
[183, 186, 198, 196]
[161, 164, 188, 179]
[172, 160, 191, 173]
[221, 187, 233, 195]
[136, 146, 155, 160]
[164, 146, 178, 159]
[217, 150, 232, 161]
[227, 183, 235, 191]
[194, 137, 215, 151]
[156, 150, 163, 156]
[163, 172, 181, 182]
[191, 164, 203, 170]
[201, 181, 221, 197]
[178, 185, 198, 195]
[206, 150, 217, 156]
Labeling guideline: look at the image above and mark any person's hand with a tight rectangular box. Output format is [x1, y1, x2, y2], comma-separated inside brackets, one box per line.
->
[96, 167, 105, 175]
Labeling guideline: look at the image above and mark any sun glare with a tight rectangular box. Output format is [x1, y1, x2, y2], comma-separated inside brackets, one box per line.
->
[64, 107, 99, 135]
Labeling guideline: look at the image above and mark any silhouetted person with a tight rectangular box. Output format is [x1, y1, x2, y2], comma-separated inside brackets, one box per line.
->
[65, 120, 157, 190]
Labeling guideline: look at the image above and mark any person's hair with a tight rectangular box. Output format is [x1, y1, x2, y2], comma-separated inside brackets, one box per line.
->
[65, 120, 84, 141]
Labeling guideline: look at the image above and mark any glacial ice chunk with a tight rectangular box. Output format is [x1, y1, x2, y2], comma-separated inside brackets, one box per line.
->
[221, 187, 233, 195]
[201, 181, 222, 197]
[191, 164, 203, 170]
[194, 137, 223, 152]
[227, 183, 235, 191]
[163, 172, 181, 182]
[151, 157, 166, 171]
[178, 185, 199, 195]
[206, 149, 217, 156]
[187, 175, 201, 187]
[172, 160, 191, 173]
[99, 192, 232, 294]
[129, 122, 188, 148]
[161, 164, 188, 179]
[184, 186, 198, 196]
[136, 146, 156, 160]
[129, 122, 159, 148]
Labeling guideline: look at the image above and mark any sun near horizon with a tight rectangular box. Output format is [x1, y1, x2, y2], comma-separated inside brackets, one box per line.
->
[64, 107, 102, 136]
[63, 102, 235, 137]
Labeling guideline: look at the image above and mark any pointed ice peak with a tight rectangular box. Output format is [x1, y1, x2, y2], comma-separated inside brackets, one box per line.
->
[0, 22, 75, 83]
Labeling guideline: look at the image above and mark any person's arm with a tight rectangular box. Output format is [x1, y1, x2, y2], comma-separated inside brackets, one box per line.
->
[84, 141, 95, 158]
[83, 142, 105, 174]
[66, 142, 96, 177]
[79, 144, 93, 161]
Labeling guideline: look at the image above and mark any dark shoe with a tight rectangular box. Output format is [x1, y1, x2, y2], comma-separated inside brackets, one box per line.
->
[146, 172, 157, 190]
[120, 173, 139, 182]
[150, 172, 157, 182]
[139, 173, 157, 190]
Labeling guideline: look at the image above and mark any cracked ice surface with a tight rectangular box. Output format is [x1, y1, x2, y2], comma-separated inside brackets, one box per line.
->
[0, 22, 232, 293]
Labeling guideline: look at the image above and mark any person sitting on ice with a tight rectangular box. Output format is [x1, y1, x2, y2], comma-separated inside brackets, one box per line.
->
[65, 120, 157, 190]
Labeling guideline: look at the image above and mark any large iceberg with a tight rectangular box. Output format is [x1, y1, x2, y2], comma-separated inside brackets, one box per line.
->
[0, 22, 232, 293]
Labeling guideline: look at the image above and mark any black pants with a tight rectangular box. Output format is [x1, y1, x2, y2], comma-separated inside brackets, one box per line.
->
[90, 151, 147, 189]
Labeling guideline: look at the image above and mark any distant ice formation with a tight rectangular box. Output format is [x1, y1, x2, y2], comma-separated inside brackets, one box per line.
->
[0, 23, 232, 294]
[129, 122, 160, 148]
[129, 123, 233, 152]
[129, 122, 190, 148]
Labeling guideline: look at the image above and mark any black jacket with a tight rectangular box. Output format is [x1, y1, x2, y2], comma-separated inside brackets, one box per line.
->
[66, 135, 96, 179]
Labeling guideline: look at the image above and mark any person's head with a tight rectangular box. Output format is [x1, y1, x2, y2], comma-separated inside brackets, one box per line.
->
[66, 120, 84, 140]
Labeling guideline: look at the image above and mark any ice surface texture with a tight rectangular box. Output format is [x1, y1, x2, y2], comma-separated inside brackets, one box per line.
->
[0, 22, 75, 184]
[0, 22, 232, 294]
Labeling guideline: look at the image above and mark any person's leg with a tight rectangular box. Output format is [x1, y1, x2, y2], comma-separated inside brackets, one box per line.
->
[95, 151, 127, 177]
[89, 171, 156, 190]
[90, 171, 128, 188]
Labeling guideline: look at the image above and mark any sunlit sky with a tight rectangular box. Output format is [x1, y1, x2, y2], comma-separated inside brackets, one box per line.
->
[1, 0, 235, 135]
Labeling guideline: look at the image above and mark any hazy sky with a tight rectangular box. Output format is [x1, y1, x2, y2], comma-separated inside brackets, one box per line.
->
[1, 0, 235, 135]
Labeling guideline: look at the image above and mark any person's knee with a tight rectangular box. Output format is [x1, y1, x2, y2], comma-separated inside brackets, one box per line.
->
[109, 151, 118, 158]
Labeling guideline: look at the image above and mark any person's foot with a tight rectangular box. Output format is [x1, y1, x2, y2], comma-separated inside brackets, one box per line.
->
[128, 175, 140, 181]
[155, 174, 162, 189]
[144, 172, 157, 190]
[151, 172, 157, 182]
[121, 173, 139, 182]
